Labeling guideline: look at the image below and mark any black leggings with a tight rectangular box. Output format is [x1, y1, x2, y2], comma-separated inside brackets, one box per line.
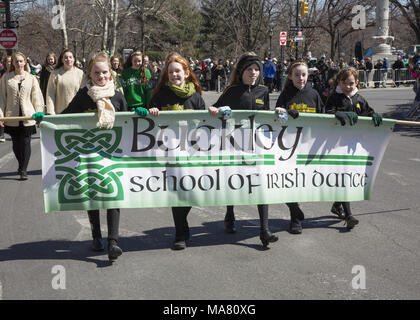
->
[172, 206, 191, 240]
[11, 134, 31, 172]
[225, 204, 270, 231]
[87, 209, 120, 241]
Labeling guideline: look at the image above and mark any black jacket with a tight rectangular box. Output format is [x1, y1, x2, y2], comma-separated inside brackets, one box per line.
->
[325, 91, 374, 116]
[213, 83, 269, 110]
[150, 85, 205, 111]
[62, 86, 128, 114]
[276, 83, 324, 113]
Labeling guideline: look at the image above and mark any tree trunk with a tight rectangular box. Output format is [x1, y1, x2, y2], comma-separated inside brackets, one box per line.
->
[55, 0, 68, 49]
[110, 0, 119, 56]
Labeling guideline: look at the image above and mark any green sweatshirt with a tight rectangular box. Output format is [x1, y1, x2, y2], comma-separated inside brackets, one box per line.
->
[121, 67, 152, 108]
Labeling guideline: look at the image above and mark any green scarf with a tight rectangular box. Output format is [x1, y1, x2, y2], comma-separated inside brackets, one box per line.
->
[167, 81, 196, 99]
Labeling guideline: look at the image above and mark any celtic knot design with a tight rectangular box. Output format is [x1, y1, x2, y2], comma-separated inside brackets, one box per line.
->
[54, 128, 123, 164]
[54, 128, 124, 204]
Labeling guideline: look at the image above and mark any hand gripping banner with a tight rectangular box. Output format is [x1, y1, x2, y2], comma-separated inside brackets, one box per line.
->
[40, 111, 395, 213]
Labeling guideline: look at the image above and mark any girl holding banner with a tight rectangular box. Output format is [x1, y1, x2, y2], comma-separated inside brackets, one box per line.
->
[209, 52, 279, 248]
[0, 51, 44, 180]
[275, 60, 324, 234]
[149, 54, 205, 250]
[61, 51, 128, 262]
[326, 67, 382, 230]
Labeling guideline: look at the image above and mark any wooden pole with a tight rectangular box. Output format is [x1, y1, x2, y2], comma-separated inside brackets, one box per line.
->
[1, 116, 420, 126]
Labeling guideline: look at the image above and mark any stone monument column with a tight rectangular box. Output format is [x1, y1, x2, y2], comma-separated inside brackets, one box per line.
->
[372, 0, 394, 60]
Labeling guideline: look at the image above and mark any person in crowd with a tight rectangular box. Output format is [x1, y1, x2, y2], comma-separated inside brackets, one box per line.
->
[61, 51, 128, 262]
[263, 57, 276, 93]
[0, 51, 44, 180]
[121, 51, 151, 110]
[39, 52, 57, 102]
[213, 60, 227, 91]
[325, 67, 382, 230]
[209, 52, 279, 248]
[111, 55, 123, 76]
[392, 55, 404, 87]
[0, 55, 12, 77]
[373, 59, 383, 88]
[149, 61, 161, 89]
[46, 49, 84, 115]
[382, 57, 390, 88]
[364, 57, 373, 87]
[275, 60, 324, 234]
[148, 54, 205, 250]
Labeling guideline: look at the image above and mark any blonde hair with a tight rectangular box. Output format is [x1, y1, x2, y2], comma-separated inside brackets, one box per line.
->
[86, 51, 113, 82]
[10, 51, 30, 73]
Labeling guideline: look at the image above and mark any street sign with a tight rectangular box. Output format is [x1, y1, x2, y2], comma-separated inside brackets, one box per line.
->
[280, 31, 287, 46]
[3, 21, 19, 28]
[0, 29, 18, 49]
[290, 26, 303, 32]
[293, 36, 305, 42]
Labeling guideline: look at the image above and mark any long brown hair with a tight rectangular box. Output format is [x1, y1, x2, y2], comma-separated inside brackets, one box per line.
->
[123, 50, 149, 85]
[56, 49, 76, 69]
[284, 60, 309, 89]
[152, 55, 202, 97]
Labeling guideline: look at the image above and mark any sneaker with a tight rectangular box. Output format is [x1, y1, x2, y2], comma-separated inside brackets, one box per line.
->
[331, 204, 345, 219]
[345, 215, 359, 230]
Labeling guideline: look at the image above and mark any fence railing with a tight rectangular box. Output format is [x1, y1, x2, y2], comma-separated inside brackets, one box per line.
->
[357, 68, 416, 88]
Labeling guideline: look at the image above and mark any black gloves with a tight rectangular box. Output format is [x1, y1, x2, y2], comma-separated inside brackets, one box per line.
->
[287, 109, 299, 119]
[335, 111, 358, 126]
[371, 113, 383, 127]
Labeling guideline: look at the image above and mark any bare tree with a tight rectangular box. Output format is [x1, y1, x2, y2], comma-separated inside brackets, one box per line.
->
[390, 0, 420, 43]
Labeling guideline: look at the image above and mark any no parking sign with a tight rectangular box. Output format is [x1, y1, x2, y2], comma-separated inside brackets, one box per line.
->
[0, 29, 18, 50]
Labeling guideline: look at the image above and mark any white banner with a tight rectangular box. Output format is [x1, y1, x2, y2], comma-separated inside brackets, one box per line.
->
[40, 111, 395, 213]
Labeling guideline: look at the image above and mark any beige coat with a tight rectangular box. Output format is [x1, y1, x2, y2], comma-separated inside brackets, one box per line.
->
[0, 71, 44, 127]
[46, 66, 85, 115]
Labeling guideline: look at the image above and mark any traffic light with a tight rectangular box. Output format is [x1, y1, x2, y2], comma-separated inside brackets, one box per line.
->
[301, 1, 309, 16]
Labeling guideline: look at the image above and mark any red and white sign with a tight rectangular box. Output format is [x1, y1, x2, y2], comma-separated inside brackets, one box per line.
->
[280, 31, 287, 46]
[0, 29, 18, 50]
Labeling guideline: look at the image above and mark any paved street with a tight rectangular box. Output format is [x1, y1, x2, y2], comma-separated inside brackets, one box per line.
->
[0, 87, 419, 301]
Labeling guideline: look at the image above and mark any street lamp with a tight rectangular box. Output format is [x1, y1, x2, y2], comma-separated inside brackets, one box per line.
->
[269, 28, 274, 58]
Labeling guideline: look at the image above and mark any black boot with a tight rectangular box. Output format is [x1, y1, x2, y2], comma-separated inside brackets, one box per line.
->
[224, 206, 236, 233]
[108, 239, 122, 261]
[172, 207, 191, 250]
[258, 204, 278, 247]
[331, 202, 345, 219]
[259, 230, 278, 248]
[91, 237, 105, 251]
[342, 202, 359, 230]
[288, 203, 304, 234]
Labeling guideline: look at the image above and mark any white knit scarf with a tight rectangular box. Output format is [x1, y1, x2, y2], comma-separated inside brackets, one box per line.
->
[86, 79, 116, 129]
